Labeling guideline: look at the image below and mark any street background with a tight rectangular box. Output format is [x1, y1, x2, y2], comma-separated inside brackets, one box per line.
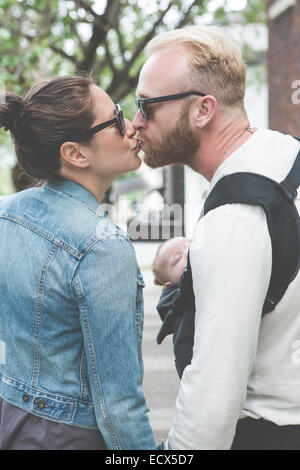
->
[134, 242, 180, 445]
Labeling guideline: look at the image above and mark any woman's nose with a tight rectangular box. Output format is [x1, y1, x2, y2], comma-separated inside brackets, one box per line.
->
[125, 118, 136, 137]
[132, 109, 147, 131]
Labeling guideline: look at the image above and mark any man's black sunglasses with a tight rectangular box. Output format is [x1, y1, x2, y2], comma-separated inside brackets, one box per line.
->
[135, 91, 206, 121]
[71, 103, 126, 141]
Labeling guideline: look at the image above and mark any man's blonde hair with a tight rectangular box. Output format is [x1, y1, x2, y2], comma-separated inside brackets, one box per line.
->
[146, 25, 246, 108]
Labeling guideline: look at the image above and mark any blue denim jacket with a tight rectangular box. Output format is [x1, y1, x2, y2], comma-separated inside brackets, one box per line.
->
[0, 179, 156, 450]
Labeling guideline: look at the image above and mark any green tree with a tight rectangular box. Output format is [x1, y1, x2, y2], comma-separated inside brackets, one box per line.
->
[0, 0, 266, 195]
[0, 0, 266, 102]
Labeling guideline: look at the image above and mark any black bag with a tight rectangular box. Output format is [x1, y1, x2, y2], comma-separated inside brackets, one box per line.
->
[202, 136, 300, 314]
[183, 136, 300, 314]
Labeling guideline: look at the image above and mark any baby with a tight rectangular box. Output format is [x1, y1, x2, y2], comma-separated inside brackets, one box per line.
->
[152, 236, 190, 287]
[152, 237, 194, 378]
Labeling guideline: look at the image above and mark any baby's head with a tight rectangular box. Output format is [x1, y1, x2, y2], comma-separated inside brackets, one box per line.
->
[152, 237, 190, 287]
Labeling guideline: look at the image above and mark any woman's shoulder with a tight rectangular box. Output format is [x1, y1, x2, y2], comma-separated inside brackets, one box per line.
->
[0, 186, 132, 258]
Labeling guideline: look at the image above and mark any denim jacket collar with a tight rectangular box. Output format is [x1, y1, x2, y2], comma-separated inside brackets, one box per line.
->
[43, 178, 106, 216]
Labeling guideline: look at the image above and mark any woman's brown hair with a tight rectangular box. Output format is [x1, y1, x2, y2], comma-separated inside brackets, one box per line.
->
[0, 75, 95, 182]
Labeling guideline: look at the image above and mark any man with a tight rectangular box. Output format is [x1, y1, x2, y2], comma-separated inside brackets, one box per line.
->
[132, 26, 300, 449]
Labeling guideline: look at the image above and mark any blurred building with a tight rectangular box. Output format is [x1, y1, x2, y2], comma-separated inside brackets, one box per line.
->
[267, 0, 300, 134]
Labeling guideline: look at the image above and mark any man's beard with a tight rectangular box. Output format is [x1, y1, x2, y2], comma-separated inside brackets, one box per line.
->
[141, 110, 200, 169]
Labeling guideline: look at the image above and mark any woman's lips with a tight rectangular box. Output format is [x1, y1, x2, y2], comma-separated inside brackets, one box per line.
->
[133, 139, 144, 152]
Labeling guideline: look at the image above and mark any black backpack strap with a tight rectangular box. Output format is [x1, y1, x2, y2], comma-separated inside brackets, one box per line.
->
[203, 144, 300, 314]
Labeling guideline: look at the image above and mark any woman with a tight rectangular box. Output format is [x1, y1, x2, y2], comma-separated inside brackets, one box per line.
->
[0, 75, 156, 450]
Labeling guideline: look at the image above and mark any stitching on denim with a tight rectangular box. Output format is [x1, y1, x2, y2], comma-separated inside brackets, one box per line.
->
[0, 213, 128, 259]
[43, 186, 100, 216]
[32, 395, 74, 421]
[72, 274, 121, 450]
[69, 237, 129, 296]
[0, 370, 93, 404]
[0, 213, 83, 259]
[82, 232, 127, 256]
[79, 350, 89, 401]
[135, 285, 144, 366]
[31, 243, 58, 388]
[0, 393, 97, 428]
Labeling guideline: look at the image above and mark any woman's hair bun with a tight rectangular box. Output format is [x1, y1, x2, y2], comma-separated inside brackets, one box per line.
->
[0, 92, 25, 136]
[0, 75, 94, 182]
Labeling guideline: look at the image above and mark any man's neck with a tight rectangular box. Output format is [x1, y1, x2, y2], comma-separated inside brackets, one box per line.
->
[192, 111, 256, 181]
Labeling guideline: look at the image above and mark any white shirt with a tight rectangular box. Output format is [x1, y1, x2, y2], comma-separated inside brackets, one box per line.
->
[167, 128, 300, 450]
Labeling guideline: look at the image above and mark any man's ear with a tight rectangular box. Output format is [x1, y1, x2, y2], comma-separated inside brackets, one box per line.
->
[60, 141, 90, 169]
[193, 94, 217, 129]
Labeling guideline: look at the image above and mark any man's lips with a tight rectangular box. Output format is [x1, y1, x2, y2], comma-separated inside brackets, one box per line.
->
[132, 139, 144, 151]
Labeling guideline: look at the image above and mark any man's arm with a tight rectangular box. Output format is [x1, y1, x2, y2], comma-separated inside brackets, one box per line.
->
[167, 204, 272, 449]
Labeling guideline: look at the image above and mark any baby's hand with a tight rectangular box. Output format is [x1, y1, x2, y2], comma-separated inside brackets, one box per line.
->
[163, 282, 172, 289]
[153, 278, 171, 289]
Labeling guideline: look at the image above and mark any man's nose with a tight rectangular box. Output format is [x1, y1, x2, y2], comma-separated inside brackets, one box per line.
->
[132, 109, 147, 131]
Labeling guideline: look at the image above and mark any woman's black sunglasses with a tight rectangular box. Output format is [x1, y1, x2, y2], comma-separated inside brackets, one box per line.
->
[135, 91, 206, 121]
[71, 103, 126, 141]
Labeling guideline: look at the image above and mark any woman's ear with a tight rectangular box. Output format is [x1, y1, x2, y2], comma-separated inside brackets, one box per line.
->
[60, 142, 90, 169]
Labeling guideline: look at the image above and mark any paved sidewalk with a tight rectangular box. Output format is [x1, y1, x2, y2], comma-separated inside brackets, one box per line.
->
[133, 242, 180, 445]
